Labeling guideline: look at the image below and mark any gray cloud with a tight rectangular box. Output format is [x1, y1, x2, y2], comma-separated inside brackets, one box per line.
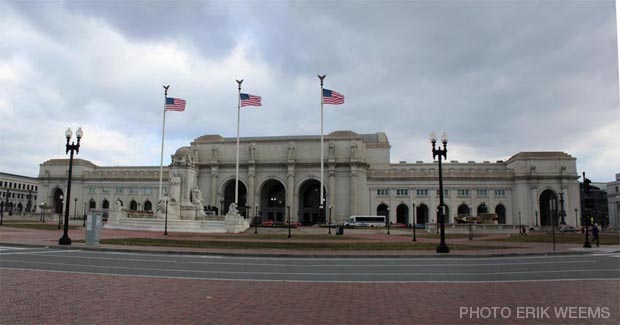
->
[0, 0, 618, 182]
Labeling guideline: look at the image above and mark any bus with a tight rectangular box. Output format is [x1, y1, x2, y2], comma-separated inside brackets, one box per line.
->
[344, 215, 386, 227]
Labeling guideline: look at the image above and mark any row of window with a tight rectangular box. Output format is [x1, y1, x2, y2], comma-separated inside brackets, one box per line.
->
[377, 188, 506, 197]
[88, 198, 153, 211]
[88, 187, 153, 195]
[1, 181, 37, 191]
[1, 192, 37, 200]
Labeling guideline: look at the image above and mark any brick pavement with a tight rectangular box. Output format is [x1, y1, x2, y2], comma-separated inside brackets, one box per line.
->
[1, 269, 618, 324]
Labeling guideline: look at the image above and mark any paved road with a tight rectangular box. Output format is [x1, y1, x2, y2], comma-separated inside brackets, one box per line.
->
[1, 246, 618, 282]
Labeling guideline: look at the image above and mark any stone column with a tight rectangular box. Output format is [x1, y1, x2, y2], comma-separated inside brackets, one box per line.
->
[328, 163, 336, 217]
[287, 163, 295, 222]
[530, 186, 538, 226]
[210, 166, 218, 207]
[350, 165, 357, 216]
[248, 165, 255, 217]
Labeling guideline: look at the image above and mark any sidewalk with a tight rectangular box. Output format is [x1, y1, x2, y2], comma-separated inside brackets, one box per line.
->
[1, 216, 618, 257]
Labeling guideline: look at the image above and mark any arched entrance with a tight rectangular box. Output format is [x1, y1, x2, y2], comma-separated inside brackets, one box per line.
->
[477, 203, 488, 214]
[495, 204, 507, 224]
[53, 188, 64, 214]
[416, 204, 429, 224]
[377, 203, 389, 226]
[130, 200, 138, 211]
[539, 189, 558, 226]
[223, 180, 247, 217]
[144, 200, 152, 212]
[396, 204, 409, 225]
[260, 179, 286, 223]
[102, 199, 109, 209]
[299, 179, 326, 226]
[89, 199, 96, 210]
[458, 204, 470, 217]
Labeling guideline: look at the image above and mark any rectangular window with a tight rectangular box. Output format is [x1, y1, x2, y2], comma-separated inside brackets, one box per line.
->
[477, 189, 488, 197]
[102, 188, 110, 194]
[494, 189, 506, 197]
[458, 189, 469, 197]
[144, 188, 152, 194]
[436, 189, 449, 197]
[377, 189, 389, 196]
[88, 187, 96, 194]
[416, 189, 429, 196]
[396, 189, 409, 196]
[129, 188, 140, 194]
[116, 188, 124, 194]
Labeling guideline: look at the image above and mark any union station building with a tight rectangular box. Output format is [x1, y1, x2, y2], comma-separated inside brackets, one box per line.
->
[37, 131, 581, 227]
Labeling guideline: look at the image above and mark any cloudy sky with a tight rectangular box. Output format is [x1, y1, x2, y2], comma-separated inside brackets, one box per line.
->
[1, 0, 618, 182]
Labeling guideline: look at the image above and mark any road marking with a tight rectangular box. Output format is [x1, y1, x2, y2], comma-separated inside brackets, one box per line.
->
[0, 249, 80, 256]
[2, 267, 619, 284]
[1, 259, 617, 278]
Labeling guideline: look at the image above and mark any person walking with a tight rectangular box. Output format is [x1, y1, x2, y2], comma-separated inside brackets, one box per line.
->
[592, 223, 600, 247]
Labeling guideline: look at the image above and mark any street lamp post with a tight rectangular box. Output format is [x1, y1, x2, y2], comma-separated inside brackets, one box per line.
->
[73, 197, 78, 221]
[287, 205, 291, 239]
[83, 201, 87, 227]
[431, 131, 450, 253]
[574, 208, 578, 228]
[559, 192, 566, 225]
[2, 189, 10, 226]
[254, 204, 259, 234]
[386, 206, 391, 235]
[518, 210, 522, 235]
[59, 127, 82, 246]
[220, 199, 224, 216]
[57, 194, 64, 230]
[328, 205, 333, 235]
[412, 201, 417, 242]
[39, 202, 47, 222]
[164, 196, 169, 236]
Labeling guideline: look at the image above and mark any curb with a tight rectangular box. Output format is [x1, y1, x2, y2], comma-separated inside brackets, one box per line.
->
[1, 241, 609, 259]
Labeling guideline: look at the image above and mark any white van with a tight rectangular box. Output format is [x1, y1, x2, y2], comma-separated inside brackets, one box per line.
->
[345, 216, 386, 227]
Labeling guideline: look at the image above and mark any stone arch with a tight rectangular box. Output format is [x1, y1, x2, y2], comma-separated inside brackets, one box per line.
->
[221, 178, 248, 217]
[539, 189, 558, 226]
[102, 199, 110, 209]
[416, 204, 429, 225]
[144, 200, 152, 212]
[377, 203, 389, 226]
[477, 203, 488, 215]
[130, 200, 138, 211]
[53, 188, 64, 214]
[258, 179, 286, 223]
[298, 179, 327, 226]
[458, 203, 470, 217]
[89, 199, 96, 210]
[495, 204, 506, 224]
[396, 203, 409, 225]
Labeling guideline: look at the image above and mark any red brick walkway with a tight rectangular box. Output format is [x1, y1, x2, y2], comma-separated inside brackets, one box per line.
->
[1, 269, 618, 324]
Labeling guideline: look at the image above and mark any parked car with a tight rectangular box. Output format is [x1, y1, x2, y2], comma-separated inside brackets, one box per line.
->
[559, 226, 577, 233]
[260, 220, 274, 227]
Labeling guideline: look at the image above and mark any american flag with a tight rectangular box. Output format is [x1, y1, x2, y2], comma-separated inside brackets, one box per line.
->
[240, 93, 262, 107]
[165, 97, 186, 111]
[322, 89, 344, 105]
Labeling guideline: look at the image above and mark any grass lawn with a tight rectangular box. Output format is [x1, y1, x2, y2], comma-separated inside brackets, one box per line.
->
[100, 238, 515, 250]
[399, 233, 487, 239]
[172, 233, 364, 241]
[2, 222, 80, 231]
[484, 233, 620, 245]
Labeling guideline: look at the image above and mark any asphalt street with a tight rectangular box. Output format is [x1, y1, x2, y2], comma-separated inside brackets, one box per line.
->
[1, 246, 618, 282]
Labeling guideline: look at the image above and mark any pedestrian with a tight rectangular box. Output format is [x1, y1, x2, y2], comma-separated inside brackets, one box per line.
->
[521, 225, 527, 236]
[592, 223, 600, 247]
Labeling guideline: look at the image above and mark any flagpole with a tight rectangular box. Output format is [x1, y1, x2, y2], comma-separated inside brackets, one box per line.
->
[318, 75, 326, 218]
[235, 79, 243, 206]
[159, 85, 170, 204]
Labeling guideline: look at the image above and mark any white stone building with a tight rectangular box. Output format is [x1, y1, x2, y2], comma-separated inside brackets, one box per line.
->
[607, 173, 620, 229]
[0, 172, 39, 214]
[37, 131, 581, 227]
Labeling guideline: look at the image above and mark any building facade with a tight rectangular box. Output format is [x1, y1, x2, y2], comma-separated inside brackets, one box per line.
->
[607, 173, 620, 229]
[0, 172, 39, 215]
[37, 131, 581, 227]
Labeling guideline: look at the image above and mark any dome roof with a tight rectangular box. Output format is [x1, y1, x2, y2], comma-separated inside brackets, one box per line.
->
[174, 146, 191, 156]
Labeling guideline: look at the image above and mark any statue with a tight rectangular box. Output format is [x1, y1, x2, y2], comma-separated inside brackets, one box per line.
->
[288, 143, 296, 160]
[249, 143, 256, 161]
[211, 146, 219, 161]
[169, 176, 181, 205]
[114, 199, 123, 211]
[192, 187, 204, 209]
[351, 144, 358, 160]
[329, 142, 336, 159]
